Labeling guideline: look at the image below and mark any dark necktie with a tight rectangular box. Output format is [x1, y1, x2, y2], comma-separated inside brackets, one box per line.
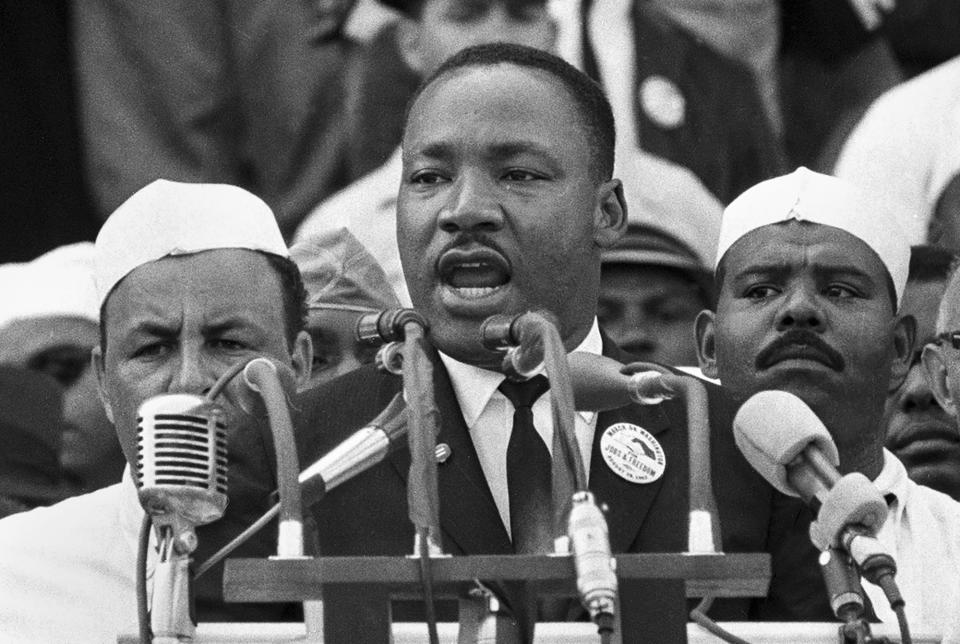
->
[500, 375, 553, 554]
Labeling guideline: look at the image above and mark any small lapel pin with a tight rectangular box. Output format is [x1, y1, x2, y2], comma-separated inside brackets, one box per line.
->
[435, 443, 452, 463]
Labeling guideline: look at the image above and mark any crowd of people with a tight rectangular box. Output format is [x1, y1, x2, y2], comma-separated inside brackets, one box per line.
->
[2, 0, 960, 641]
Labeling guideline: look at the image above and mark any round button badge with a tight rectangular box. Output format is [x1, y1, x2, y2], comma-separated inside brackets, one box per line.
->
[600, 422, 666, 484]
[639, 75, 686, 130]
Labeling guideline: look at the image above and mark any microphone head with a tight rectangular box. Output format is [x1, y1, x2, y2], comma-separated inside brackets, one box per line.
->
[137, 393, 228, 526]
[733, 390, 840, 496]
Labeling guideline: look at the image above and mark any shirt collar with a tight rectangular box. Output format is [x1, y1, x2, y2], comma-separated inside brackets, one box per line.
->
[439, 319, 603, 428]
[871, 448, 911, 524]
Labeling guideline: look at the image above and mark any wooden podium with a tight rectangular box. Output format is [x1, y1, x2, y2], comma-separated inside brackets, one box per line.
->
[223, 552, 769, 643]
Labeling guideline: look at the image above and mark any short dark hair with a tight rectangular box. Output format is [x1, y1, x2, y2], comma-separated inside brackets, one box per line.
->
[99, 251, 308, 351]
[908, 244, 957, 284]
[404, 42, 616, 182]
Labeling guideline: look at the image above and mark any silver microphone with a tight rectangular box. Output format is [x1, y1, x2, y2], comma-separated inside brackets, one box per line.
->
[137, 393, 228, 529]
[568, 491, 617, 634]
[137, 392, 229, 642]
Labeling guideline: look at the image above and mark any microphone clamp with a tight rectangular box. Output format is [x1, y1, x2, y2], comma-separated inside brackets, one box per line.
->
[356, 308, 429, 346]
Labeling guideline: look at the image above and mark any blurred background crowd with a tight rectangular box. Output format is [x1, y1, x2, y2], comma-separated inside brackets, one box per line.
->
[1, 0, 959, 514]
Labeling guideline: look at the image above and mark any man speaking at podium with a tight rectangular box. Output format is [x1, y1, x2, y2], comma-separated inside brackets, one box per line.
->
[695, 168, 960, 632]
[0, 180, 314, 642]
[296, 43, 780, 628]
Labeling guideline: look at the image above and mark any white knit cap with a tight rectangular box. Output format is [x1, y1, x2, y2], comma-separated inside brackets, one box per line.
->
[0, 242, 99, 330]
[95, 180, 288, 305]
[716, 167, 910, 306]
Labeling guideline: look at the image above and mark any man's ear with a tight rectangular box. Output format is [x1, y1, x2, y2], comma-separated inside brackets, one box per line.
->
[922, 343, 958, 416]
[396, 18, 427, 75]
[593, 179, 628, 249]
[92, 345, 114, 423]
[889, 314, 916, 392]
[694, 309, 719, 379]
[290, 330, 314, 393]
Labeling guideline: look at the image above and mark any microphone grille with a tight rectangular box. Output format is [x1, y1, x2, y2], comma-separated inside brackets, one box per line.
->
[136, 393, 228, 524]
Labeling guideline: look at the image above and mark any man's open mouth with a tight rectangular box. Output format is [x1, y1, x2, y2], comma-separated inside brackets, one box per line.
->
[437, 247, 511, 299]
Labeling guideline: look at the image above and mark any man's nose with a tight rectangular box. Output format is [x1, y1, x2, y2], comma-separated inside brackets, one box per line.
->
[168, 345, 214, 395]
[775, 285, 824, 332]
[900, 365, 939, 413]
[438, 171, 504, 233]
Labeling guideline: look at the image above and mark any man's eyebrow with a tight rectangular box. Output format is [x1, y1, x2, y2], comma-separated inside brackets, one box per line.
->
[730, 262, 791, 279]
[486, 140, 557, 160]
[128, 320, 177, 337]
[812, 263, 877, 281]
[413, 142, 456, 162]
[411, 140, 558, 161]
[204, 316, 265, 337]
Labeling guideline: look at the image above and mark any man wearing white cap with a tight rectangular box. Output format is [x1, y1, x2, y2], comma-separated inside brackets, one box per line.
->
[0, 243, 124, 494]
[0, 179, 313, 642]
[696, 167, 960, 633]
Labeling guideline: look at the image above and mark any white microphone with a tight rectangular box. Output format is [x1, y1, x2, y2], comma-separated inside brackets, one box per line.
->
[733, 391, 899, 589]
[137, 393, 228, 530]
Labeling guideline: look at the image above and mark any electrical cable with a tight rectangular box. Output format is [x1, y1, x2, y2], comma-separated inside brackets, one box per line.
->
[204, 359, 249, 402]
[194, 503, 279, 579]
[596, 613, 614, 644]
[893, 603, 912, 644]
[136, 514, 153, 644]
[689, 596, 753, 644]
[417, 526, 440, 644]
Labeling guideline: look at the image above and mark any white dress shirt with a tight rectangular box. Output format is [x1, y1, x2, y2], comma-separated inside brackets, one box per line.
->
[865, 450, 960, 642]
[0, 467, 152, 643]
[439, 320, 602, 537]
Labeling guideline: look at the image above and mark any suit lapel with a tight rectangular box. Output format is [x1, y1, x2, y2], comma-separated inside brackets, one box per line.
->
[387, 348, 512, 555]
[589, 332, 676, 553]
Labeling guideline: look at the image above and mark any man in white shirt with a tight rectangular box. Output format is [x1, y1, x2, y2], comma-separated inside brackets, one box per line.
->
[695, 167, 960, 637]
[0, 180, 313, 643]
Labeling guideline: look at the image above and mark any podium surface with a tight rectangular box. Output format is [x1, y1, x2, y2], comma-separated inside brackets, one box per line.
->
[224, 552, 768, 643]
[170, 621, 941, 643]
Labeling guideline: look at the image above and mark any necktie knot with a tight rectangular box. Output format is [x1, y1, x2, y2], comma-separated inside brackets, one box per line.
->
[498, 375, 550, 410]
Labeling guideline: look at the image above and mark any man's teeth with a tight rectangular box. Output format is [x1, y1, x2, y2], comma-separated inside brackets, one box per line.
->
[453, 285, 500, 298]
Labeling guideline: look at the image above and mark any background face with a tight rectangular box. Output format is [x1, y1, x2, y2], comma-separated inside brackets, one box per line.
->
[397, 64, 602, 367]
[408, 0, 554, 75]
[710, 222, 898, 445]
[97, 250, 298, 466]
[306, 308, 378, 387]
[598, 264, 706, 365]
[0, 316, 121, 489]
[883, 277, 960, 499]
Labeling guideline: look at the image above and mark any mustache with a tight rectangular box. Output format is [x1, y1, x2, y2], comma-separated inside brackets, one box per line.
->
[755, 330, 845, 371]
[437, 232, 508, 260]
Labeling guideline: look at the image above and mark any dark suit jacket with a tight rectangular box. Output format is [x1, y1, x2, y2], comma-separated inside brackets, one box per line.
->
[290, 335, 827, 621]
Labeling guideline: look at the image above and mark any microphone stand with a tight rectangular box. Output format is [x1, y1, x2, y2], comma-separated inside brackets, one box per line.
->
[482, 312, 616, 642]
[151, 522, 197, 644]
[618, 361, 721, 555]
[364, 310, 443, 644]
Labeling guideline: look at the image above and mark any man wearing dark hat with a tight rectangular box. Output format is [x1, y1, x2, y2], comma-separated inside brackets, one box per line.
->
[598, 223, 714, 367]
